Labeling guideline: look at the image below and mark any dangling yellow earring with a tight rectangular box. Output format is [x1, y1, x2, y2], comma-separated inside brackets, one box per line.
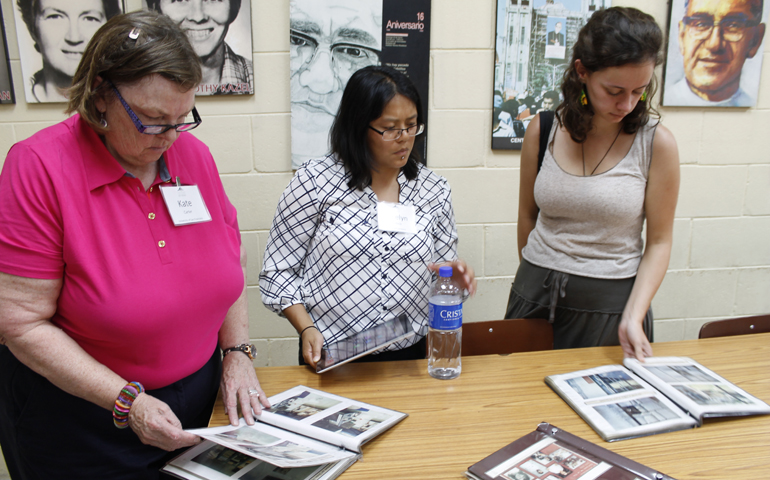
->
[640, 91, 648, 102]
[579, 88, 588, 106]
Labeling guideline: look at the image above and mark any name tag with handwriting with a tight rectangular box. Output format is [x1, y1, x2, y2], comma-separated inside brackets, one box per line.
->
[160, 184, 212, 226]
[377, 202, 417, 234]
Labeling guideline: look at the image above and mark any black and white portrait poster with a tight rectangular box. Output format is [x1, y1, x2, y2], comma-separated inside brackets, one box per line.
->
[0, 3, 16, 104]
[492, 0, 610, 150]
[662, 0, 766, 107]
[144, 0, 254, 96]
[13, 0, 124, 103]
[290, 0, 431, 170]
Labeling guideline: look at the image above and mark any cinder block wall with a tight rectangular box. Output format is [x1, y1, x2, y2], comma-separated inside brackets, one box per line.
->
[1, 0, 768, 373]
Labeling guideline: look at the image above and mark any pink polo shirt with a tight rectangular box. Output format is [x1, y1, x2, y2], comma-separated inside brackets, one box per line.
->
[0, 115, 243, 390]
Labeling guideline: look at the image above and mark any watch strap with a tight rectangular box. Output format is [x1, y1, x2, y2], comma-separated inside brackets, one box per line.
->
[222, 343, 256, 360]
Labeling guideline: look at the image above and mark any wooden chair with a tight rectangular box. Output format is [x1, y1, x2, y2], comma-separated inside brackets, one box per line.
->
[462, 318, 553, 356]
[698, 314, 770, 339]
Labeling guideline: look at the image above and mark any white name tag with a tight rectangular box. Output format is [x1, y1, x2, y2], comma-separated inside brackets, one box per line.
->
[160, 184, 212, 226]
[377, 202, 417, 234]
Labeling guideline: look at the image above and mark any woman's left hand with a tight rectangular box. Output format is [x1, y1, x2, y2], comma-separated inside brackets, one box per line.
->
[429, 259, 477, 297]
[220, 352, 271, 426]
[618, 316, 653, 362]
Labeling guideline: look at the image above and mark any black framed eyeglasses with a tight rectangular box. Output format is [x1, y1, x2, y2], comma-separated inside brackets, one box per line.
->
[108, 81, 202, 135]
[682, 14, 760, 42]
[369, 124, 425, 141]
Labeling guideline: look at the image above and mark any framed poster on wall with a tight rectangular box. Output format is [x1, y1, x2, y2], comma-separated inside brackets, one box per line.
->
[0, 2, 16, 104]
[13, 0, 124, 103]
[144, 0, 254, 96]
[492, 0, 610, 150]
[290, 0, 431, 169]
[662, 0, 766, 107]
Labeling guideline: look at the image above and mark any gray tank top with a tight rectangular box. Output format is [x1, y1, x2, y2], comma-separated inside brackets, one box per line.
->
[522, 121, 657, 279]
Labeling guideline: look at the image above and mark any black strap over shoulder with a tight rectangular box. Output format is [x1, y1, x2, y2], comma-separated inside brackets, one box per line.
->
[538, 111, 555, 173]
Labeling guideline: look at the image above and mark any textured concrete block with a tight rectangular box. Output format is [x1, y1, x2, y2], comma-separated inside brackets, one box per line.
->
[484, 224, 519, 277]
[683, 317, 718, 340]
[13, 122, 59, 142]
[659, 111, 702, 165]
[691, 217, 770, 268]
[431, 0, 494, 49]
[432, 50, 495, 110]
[221, 173, 294, 231]
[668, 218, 691, 270]
[434, 168, 518, 224]
[652, 269, 737, 319]
[457, 225, 483, 277]
[241, 231, 260, 286]
[463, 277, 515, 323]
[426, 110, 490, 168]
[248, 287, 297, 338]
[253, 113, 292, 173]
[700, 110, 770, 164]
[486, 150, 522, 169]
[269, 338, 300, 367]
[191, 116, 253, 174]
[676, 165, 746, 218]
[0, 125, 14, 170]
[251, 339, 270, 368]
[735, 268, 770, 315]
[745, 165, 770, 215]
[652, 319, 684, 342]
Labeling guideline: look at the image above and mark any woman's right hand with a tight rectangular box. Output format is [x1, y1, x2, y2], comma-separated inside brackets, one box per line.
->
[301, 326, 325, 369]
[129, 393, 201, 451]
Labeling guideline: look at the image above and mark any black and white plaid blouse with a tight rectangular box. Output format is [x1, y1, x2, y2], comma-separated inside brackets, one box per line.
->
[259, 155, 458, 350]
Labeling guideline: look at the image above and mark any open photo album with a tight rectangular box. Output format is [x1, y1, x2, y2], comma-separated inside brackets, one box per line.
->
[163, 386, 407, 479]
[466, 422, 676, 480]
[545, 357, 770, 442]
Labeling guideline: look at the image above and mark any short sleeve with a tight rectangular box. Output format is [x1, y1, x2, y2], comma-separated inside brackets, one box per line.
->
[0, 144, 64, 279]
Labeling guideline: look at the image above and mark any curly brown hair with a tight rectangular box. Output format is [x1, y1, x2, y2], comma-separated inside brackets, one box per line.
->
[557, 7, 663, 143]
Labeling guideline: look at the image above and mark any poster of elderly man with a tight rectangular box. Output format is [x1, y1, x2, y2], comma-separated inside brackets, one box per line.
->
[144, 0, 254, 96]
[289, 0, 431, 169]
[13, 0, 123, 103]
[663, 0, 766, 107]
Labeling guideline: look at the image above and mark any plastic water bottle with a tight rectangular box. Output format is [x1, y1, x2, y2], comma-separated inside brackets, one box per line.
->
[428, 266, 462, 380]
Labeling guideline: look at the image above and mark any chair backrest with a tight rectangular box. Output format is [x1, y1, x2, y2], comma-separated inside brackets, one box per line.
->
[463, 318, 553, 356]
[698, 314, 770, 339]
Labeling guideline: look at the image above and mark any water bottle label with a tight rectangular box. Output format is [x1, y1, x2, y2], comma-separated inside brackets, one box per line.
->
[429, 303, 462, 330]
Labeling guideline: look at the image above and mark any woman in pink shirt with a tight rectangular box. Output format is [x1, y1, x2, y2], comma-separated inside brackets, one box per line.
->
[0, 11, 267, 479]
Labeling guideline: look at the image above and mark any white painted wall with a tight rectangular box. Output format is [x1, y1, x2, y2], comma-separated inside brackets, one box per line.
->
[1, 0, 768, 377]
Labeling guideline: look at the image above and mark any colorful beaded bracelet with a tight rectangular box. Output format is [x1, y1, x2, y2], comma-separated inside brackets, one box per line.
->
[113, 381, 145, 429]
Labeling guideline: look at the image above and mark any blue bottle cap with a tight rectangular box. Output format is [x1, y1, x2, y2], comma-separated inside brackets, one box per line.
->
[439, 266, 453, 277]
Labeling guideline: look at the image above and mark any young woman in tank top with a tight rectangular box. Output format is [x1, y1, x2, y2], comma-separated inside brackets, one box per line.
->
[505, 7, 680, 361]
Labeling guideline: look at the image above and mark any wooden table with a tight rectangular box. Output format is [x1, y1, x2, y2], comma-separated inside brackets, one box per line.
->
[211, 334, 770, 479]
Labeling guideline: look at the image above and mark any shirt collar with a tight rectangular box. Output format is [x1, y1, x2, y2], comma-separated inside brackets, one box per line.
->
[78, 115, 174, 191]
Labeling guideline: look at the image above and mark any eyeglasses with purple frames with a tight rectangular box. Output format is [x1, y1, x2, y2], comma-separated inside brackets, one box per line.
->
[108, 81, 201, 135]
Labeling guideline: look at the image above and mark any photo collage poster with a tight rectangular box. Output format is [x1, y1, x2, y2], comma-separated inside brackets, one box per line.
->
[662, 0, 767, 107]
[143, 0, 254, 96]
[12, 0, 125, 104]
[290, 0, 431, 169]
[492, 0, 611, 150]
[0, 2, 15, 104]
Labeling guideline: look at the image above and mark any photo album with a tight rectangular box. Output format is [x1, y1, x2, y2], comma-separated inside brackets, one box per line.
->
[545, 357, 770, 442]
[466, 422, 676, 480]
[163, 386, 407, 480]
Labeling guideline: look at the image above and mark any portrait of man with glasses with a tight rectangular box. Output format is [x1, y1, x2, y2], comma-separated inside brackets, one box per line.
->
[663, 0, 766, 107]
[289, 0, 382, 169]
